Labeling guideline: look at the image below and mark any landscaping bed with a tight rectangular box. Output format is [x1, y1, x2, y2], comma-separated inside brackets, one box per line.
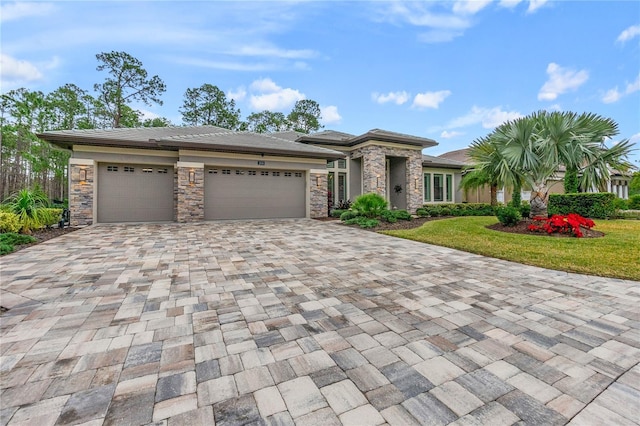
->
[2, 227, 80, 255]
[487, 219, 605, 238]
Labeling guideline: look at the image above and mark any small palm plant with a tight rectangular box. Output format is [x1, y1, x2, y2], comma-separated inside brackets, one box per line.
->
[351, 193, 388, 218]
[4, 187, 50, 234]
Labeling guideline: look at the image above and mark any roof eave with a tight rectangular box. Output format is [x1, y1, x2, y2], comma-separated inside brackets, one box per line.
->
[156, 140, 344, 160]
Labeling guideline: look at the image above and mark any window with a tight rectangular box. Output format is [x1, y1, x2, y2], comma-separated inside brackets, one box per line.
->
[337, 159, 346, 169]
[338, 173, 347, 201]
[235, 170, 244, 175]
[434, 174, 444, 202]
[295, 172, 303, 177]
[142, 168, 153, 173]
[222, 169, 231, 175]
[272, 171, 280, 177]
[248, 170, 257, 176]
[124, 166, 134, 173]
[261, 171, 269, 176]
[107, 165, 118, 172]
[424, 172, 453, 203]
[327, 160, 335, 168]
[284, 172, 292, 177]
[424, 173, 431, 202]
[157, 168, 168, 174]
[208, 169, 218, 174]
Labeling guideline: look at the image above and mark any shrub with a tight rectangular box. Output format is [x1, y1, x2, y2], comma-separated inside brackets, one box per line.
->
[612, 198, 629, 211]
[343, 216, 379, 228]
[392, 210, 412, 221]
[351, 193, 387, 218]
[614, 210, 640, 220]
[548, 193, 615, 219]
[380, 210, 397, 223]
[340, 210, 359, 221]
[629, 194, 640, 210]
[495, 206, 522, 226]
[528, 213, 595, 238]
[416, 208, 429, 217]
[420, 203, 494, 217]
[519, 202, 531, 218]
[0, 212, 21, 233]
[330, 209, 347, 218]
[0, 232, 37, 256]
[4, 188, 51, 233]
[38, 208, 63, 228]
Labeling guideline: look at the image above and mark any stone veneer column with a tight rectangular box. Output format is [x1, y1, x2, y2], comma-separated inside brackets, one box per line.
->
[176, 162, 204, 222]
[309, 170, 328, 218]
[406, 150, 424, 214]
[69, 158, 95, 226]
[361, 146, 386, 197]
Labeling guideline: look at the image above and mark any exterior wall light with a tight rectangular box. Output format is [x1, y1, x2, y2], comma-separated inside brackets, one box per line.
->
[188, 170, 196, 184]
[316, 175, 321, 187]
[79, 169, 87, 181]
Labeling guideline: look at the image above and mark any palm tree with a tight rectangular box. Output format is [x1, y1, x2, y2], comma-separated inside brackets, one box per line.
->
[494, 111, 634, 217]
[461, 133, 522, 207]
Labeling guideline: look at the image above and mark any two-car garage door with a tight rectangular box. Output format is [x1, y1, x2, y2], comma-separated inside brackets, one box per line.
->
[204, 168, 306, 220]
[97, 163, 306, 222]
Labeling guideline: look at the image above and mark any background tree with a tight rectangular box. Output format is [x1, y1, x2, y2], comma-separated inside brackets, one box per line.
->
[246, 110, 290, 133]
[94, 51, 166, 128]
[143, 117, 172, 127]
[287, 99, 323, 134]
[180, 84, 243, 130]
[630, 172, 640, 196]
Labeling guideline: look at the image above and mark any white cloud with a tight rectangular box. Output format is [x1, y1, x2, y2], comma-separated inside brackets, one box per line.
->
[229, 44, 317, 59]
[498, 0, 522, 9]
[440, 130, 464, 139]
[228, 87, 247, 102]
[412, 90, 451, 109]
[452, 0, 492, 15]
[538, 62, 589, 101]
[602, 88, 622, 104]
[0, 54, 43, 89]
[602, 73, 640, 104]
[616, 24, 640, 44]
[321, 106, 341, 124]
[527, 0, 548, 13]
[445, 106, 523, 130]
[629, 132, 640, 144]
[372, 91, 410, 105]
[0, 2, 54, 22]
[248, 78, 304, 111]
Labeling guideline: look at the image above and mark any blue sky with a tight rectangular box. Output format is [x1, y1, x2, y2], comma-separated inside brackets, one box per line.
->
[2, 0, 639, 165]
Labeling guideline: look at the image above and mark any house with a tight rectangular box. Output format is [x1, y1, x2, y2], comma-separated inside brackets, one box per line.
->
[39, 126, 456, 226]
[39, 125, 631, 226]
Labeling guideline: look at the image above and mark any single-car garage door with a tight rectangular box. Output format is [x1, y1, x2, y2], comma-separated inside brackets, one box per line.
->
[98, 163, 174, 223]
[205, 168, 306, 220]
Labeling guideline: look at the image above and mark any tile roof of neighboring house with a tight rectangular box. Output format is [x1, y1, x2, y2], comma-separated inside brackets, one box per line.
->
[422, 154, 466, 169]
[38, 126, 344, 159]
[438, 148, 471, 164]
[298, 129, 437, 148]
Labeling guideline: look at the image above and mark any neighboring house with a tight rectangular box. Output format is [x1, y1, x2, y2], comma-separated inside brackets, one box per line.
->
[39, 126, 630, 226]
[438, 148, 632, 203]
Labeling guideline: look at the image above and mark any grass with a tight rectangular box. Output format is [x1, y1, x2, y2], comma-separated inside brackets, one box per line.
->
[384, 217, 640, 281]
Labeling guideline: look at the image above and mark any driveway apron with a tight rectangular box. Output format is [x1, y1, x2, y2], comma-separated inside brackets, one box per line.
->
[1, 220, 638, 425]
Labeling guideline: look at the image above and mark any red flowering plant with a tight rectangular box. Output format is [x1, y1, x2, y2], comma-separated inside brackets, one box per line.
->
[528, 213, 595, 238]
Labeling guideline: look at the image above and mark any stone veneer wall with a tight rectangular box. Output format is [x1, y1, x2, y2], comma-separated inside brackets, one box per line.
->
[176, 164, 204, 222]
[351, 145, 423, 213]
[69, 162, 94, 226]
[310, 171, 328, 218]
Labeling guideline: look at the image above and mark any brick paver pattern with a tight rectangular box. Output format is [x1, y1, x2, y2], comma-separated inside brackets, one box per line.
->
[0, 220, 638, 425]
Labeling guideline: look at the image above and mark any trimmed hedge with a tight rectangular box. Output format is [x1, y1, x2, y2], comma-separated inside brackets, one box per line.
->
[330, 209, 347, 218]
[495, 205, 522, 226]
[416, 203, 495, 217]
[0, 212, 21, 233]
[548, 193, 615, 219]
[629, 194, 640, 210]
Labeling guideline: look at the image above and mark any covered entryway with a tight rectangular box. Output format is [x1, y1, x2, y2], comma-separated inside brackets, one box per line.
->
[205, 167, 306, 220]
[97, 163, 174, 223]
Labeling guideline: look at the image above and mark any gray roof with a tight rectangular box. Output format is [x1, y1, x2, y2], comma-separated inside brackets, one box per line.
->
[298, 129, 437, 148]
[438, 148, 471, 164]
[422, 154, 466, 169]
[38, 126, 344, 160]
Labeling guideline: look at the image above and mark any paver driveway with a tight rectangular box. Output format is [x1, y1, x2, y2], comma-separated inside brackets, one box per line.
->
[1, 219, 639, 426]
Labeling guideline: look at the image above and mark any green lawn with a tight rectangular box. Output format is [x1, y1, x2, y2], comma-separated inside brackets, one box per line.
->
[384, 217, 640, 281]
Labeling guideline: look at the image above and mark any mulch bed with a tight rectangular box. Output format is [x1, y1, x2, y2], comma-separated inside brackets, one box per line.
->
[10, 227, 81, 253]
[319, 216, 605, 238]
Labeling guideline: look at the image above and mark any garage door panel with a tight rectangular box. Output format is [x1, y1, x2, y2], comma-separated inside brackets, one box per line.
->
[205, 169, 305, 220]
[98, 164, 174, 223]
